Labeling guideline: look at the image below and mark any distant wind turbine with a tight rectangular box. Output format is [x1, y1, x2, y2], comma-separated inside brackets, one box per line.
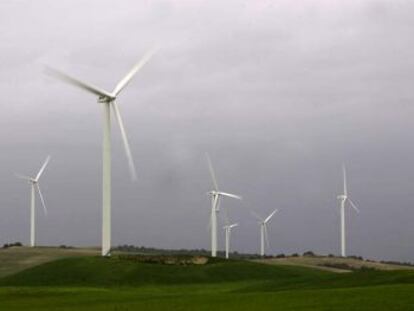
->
[45, 49, 157, 256]
[16, 156, 51, 247]
[337, 165, 359, 257]
[206, 153, 242, 257]
[223, 223, 238, 259]
[252, 209, 278, 257]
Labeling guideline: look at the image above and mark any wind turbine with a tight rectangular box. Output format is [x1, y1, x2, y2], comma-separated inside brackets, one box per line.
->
[252, 209, 278, 257]
[223, 223, 238, 259]
[337, 165, 359, 257]
[16, 156, 50, 247]
[206, 153, 242, 257]
[45, 49, 156, 256]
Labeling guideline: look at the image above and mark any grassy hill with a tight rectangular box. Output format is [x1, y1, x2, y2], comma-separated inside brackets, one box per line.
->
[1, 248, 414, 310]
[0, 246, 99, 278]
[255, 255, 414, 273]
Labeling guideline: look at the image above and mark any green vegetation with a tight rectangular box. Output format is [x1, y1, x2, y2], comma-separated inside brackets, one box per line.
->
[0, 246, 98, 278]
[1, 249, 414, 310]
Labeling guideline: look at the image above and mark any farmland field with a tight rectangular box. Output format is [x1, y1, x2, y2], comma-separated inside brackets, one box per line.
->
[1, 247, 414, 310]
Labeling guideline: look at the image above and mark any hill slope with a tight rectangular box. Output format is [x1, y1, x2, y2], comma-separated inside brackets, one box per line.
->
[255, 255, 414, 273]
[0, 255, 329, 288]
[2, 251, 414, 310]
[2, 254, 414, 291]
[0, 246, 99, 278]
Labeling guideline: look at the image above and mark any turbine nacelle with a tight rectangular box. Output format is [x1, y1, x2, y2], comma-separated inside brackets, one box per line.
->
[224, 223, 238, 230]
[207, 191, 242, 200]
[207, 190, 219, 196]
[98, 95, 115, 103]
[337, 194, 347, 201]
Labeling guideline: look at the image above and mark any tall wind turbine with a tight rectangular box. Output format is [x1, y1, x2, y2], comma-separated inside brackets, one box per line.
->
[252, 209, 278, 257]
[16, 156, 50, 247]
[46, 49, 156, 256]
[337, 165, 359, 257]
[223, 223, 238, 259]
[206, 153, 242, 257]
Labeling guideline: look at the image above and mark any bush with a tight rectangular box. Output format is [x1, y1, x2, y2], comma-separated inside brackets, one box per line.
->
[2, 242, 22, 248]
[276, 254, 286, 258]
[303, 251, 316, 257]
[59, 245, 73, 249]
[291, 253, 299, 257]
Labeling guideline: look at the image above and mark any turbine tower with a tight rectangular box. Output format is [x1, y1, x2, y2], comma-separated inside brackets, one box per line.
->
[206, 153, 242, 257]
[337, 165, 359, 257]
[46, 49, 156, 256]
[16, 156, 50, 247]
[252, 209, 278, 257]
[223, 223, 238, 259]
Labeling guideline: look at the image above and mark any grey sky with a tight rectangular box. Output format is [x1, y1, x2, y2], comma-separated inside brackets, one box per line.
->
[1, 0, 414, 262]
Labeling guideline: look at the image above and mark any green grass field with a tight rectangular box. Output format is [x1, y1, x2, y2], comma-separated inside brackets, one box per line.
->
[1, 248, 414, 310]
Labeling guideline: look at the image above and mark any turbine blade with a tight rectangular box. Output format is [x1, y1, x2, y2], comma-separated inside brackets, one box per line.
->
[264, 224, 270, 249]
[36, 184, 47, 215]
[218, 192, 242, 200]
[343, 164, 347, 196]
[264, 209, 278, 223]
[207, 208, 214, 232]
[219, 192, 242, 200]
[230, 223, 239, 229]
[112, 47, 158, 96]
[348, 198, 360, 213]
[112, 102, 137, 181]
[216, 195, 221, 212]
[15, 173, 32, 181]
[35, 155, 51, 181]
[44, 66, 113, 99]
[206, 153, 219, 191]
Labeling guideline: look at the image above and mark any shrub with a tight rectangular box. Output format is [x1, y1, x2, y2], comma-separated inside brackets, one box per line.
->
[2, 242, 22, 248]
[303, 251, 316, 257]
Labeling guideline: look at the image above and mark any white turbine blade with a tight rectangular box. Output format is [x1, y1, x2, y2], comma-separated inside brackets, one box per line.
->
[348, 198, 360, 213]
[342, 164, 347, 196]
[207, 208, 214, 232]
[35, 155, 51, 181]
[112, 48, 158, 96]
[112, 102, 137, 181]
[230, 223, 239, 229]
[264, 224, 270, 249]
[36, 184, 47, 215]
[218, 192, 242, 200]
[214, 194, 220, 212]
[15, 173, 32, 181]
[264, 209, 278, 223]
[45, 66, 114, 99]
[206, 153, 219, 191]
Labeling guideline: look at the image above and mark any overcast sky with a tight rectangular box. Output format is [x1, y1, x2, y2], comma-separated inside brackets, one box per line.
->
[1, 0, 414, 262]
